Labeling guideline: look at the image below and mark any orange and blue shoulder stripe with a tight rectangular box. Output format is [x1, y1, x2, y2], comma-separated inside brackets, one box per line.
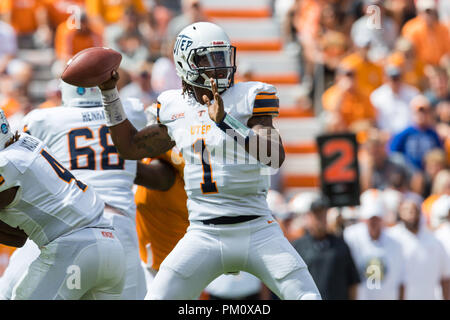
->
[252, 91, 279, 117]
[156, 101, 161, 124]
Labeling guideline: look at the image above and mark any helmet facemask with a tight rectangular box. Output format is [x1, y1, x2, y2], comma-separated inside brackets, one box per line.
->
[186, 45, 236, 93]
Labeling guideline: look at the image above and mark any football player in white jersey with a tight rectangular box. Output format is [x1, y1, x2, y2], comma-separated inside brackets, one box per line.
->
[0, 82, 176, 300]
[97, 22, 321, 300]
[0, 110, 126, 299]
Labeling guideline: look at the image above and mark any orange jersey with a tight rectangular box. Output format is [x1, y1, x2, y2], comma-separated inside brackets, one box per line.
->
[135, 149, 189, 270]
[322, 84, 377, 127]
[0, 0, 41, 34]
[402, 16, 450, 66]
[0, 244, 16, 277]
[85, 0, 146, 24]
[340, 53, 384, 98]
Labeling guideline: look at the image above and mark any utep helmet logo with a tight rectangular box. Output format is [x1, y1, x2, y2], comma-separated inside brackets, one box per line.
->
[77, 87, 86, 95]
[174, 35, 193, 55]
[1, 123, 8, 134]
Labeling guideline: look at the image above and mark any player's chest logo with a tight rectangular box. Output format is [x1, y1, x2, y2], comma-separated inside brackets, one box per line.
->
[190, 124, 211, 136]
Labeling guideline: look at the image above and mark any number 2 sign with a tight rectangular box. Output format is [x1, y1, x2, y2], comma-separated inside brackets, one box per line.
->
[316, 133, 360, 207]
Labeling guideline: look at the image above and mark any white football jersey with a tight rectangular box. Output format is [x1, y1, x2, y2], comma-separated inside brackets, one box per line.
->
[157, 81, 280, 221]
[22, 98, 147, 219]
[0, 134, 107, 247]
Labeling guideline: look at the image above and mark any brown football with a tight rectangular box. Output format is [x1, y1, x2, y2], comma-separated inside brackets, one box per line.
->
[61, 47, 122, 87]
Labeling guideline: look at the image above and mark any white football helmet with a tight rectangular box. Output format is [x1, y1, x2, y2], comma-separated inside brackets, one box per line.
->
[60, 81, 102, 108]
[173, 22, 236, 93]
[0, 109, 14, 151]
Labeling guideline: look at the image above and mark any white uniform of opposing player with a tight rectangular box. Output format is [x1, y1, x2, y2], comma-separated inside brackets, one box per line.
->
[0, 84, 147, 300]
[0, 112, 125, 299]
[141, 23, 320, 300]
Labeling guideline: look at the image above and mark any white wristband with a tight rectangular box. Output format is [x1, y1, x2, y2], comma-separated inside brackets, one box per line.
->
[101, 88, 127, 127]
[216, 112, 255, 143]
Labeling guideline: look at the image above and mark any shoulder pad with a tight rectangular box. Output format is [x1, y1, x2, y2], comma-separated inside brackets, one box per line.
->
[123, 98, 147, 130]
[249, 82, 279, 118]
[156, 89, 183, 124]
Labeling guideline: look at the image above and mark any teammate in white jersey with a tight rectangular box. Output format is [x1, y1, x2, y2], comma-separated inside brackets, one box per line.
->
[97, 22, 321, 300]
[0, 110, 125, 299]
[0, 82, 175, 300]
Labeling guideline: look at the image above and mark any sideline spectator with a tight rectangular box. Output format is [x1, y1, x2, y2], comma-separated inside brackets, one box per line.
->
[167, 0, 207, 40]
[344, 189, 405, 300]
[424, 66, 450, 108]
[384, 0, 416, 28]
[54, 11, 103, 62]
[322, 64, 376, 133]
[0, 20, 17, 75]
[85, 0, 147, 26]
[387, 37, 427, 91]
[370, 64, 419, 135]
[435, 99, 450, 162]
[105, 7, 150, 74]
[351, 0, 399, 63]
[389, 95, 443, 171]
[340, 38, 384, 99]
[431, 195, 450, 300]
[388, 194, 450, 300]
[422, 170, 450, 228]
[150, 38, 182, 94]
[120, 61, 157, 108]
[292, 193, 360, 300]
[401, 0, 450, 67]
[411, 149, 447, 198]
[306, 3, 350, 90]
[0, 0, 50, 48]
[286, 192, 320, 241]
[360, 129, 410, 191]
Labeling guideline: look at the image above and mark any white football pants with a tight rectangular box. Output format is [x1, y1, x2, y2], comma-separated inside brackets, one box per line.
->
[0, 210, 146, 300]
[0, 239, 40, 300]
[145, 216, 321, 300]
[102, 208, 148, 299]
[9, 227, 125, 300]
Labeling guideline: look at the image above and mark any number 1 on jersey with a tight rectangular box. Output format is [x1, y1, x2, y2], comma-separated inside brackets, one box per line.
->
[193, 139, 218, 194]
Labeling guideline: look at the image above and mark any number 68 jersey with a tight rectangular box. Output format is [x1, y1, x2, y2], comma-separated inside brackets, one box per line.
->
[22, 98, 147, 219]
[157, 81, 280, 221]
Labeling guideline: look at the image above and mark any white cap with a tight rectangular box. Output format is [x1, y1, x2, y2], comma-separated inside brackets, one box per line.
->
[416, 0, 437, 11]
[359, 189, 386, 220]
[382, 188, 403, 213]
[0, 109, 14, 151]
[267, 190, 290, 220]
[60, 81, 102, 108]
[430, 195, 449, 228]
[288, 192, 321, 217]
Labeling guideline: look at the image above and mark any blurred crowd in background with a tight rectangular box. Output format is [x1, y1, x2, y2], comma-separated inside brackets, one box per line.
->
[0, 0, 449, 300]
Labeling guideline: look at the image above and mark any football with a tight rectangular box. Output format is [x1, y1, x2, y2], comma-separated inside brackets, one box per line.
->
[61, 47, 122, 87]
